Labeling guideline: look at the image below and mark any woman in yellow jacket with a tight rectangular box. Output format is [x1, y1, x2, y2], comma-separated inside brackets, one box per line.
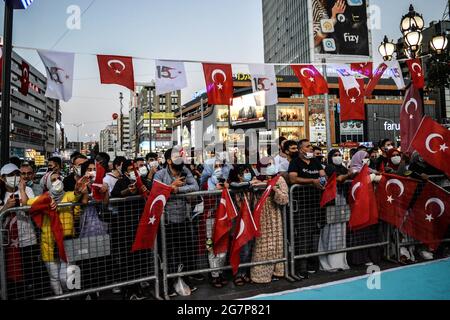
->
[27, 172, 86, 296]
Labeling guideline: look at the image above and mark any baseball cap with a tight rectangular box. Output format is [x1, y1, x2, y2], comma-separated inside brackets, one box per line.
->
[0, 163, 20, 176]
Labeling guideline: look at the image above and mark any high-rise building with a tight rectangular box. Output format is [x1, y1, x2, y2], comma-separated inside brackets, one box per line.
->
[5, 49, 62, 159]
[118, 114, 130, 153]
[99, 124, 118, 158]
[262, 0, 311, 74]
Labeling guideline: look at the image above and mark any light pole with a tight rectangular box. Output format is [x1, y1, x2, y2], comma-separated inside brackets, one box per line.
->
[119, 92, 124, 153]
[69, 123, 83, 151]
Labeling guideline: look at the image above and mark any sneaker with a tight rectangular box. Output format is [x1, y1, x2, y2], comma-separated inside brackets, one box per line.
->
[307, 269, 317, 274]
[420, 250, 434, 260]
[168, 290, 178, 298]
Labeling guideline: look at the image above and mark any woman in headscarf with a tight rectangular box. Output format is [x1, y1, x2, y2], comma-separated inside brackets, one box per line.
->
[318, 149, 353, 272]
[347, 150, 382, 266]
[385, 148, 407, 176]
[250, 158, 289, 284]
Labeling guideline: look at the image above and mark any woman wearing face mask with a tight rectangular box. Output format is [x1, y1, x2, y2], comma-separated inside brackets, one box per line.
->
[27, 171, 84, 296]
[250, 158, 289, 284]
[318, 150, 354, 272]
[385, 149, 407, 176]
[79, 160, 109, 205]
[347, 150, 382, 267]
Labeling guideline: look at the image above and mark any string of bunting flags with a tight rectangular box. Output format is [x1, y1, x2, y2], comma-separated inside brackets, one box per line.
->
[5, 45, 427, 119]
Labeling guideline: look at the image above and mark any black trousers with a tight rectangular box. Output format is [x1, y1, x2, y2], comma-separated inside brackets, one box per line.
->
[165, 220, 195, 275]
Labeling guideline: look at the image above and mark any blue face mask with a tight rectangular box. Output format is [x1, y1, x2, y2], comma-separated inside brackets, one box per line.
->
[243, 173, 252, 182]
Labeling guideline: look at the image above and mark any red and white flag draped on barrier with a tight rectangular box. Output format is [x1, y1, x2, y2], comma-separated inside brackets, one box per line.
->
[406, 59, 425, 89]
[202, 63, 234, 105]
[97, 55, 135, 91]
[5, 213, 23, 282]
[212, 188, 238, 255]
[155, 60, 188, 95]
[92, 162, 106, 201]
[402, 182, 450, 251]
[411, 116, 450, 178]
[400, 84, 424, 154]
[29, 193, 67, 262]
[38, 50, 75, 102]
[339, 78, 365, 121]
[249, 64, 278, 105]
[377, 173, 419, 229]
[291, 64, 328, 97]
[364, 63, 388, 97]
[320, 172, 337, 208]
[387, 60, 406, 90]
[230, 197, 258, 275]
[351, 62, 373, 79]
[348, 165, 378, 230]
[19, 61, 30, 96]
[252, 175, 281, 237]
[131, 180, 172, 252]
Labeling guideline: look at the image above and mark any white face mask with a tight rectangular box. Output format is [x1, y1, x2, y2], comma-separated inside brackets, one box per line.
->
[305, 152, 315, 159]
[88, 171, 96, 180]
[139, 166, 149, 177]
[386, 145, 394, 151]
[213, 168, 223, 179]
[265, 164, 278, 176]
[332, 156, 343, 166]
[148, 161, 159, 169]
[128, 171, 136, 181]
[6, 176, 19, 189]
[362, 159, 370, 166]
[391, 156, 401, 165]
[51, 180, 64, 193]
[74, 166, 82, 177]
[243, 173, 252, 182]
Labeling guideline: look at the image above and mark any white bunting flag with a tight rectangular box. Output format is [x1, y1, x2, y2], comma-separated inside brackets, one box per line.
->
[387, 60, 406, 90]
[334, 64, 360, 91]
[249, 64, 278, 106]
[155, 60, 187, 95]
[37, 50, 75, 102]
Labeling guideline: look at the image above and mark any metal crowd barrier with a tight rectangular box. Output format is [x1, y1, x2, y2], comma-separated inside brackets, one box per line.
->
[0, 196, 160, 300]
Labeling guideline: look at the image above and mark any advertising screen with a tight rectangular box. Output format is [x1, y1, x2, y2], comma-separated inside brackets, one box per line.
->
[229, 92, 266, 127]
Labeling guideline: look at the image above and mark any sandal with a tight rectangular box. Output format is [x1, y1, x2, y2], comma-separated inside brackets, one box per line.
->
[211, 277, 224, 288]
[233, 276, 245, 286]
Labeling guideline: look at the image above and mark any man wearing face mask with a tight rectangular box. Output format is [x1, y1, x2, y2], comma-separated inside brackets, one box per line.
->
[63, 154, 88, 192]
[146, 152, 161, 183]
[111, 160, 140, 198]
[40, 157, 62, 193]
[154, 147, 199, 296]
[133, 157, 153, 189]
[20, 162, 43, 196]
[288, 139, 327, 279]
[377, 139, 394, 170]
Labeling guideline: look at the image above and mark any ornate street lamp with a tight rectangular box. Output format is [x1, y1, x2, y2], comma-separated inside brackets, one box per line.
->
[404, 25, 423, 58]
[400, 4, 425, 35]
[430, 34, 449, 55]
[378, 36, 396, 61]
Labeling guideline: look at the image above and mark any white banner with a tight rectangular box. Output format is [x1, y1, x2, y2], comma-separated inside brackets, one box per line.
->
[249, 64, 278, 106]
[387, 60, 406, 90]
[155, 60, 187, 95]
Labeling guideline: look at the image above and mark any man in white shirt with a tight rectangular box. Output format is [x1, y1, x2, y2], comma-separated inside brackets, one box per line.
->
[274, 137, 289, 173]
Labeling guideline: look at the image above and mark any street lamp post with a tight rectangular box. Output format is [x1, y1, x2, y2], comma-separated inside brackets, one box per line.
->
[119, 92, 124, 153]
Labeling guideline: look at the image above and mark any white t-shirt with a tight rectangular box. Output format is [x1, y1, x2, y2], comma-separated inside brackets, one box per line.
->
[1, 187, 37, 248]
[274, 154, 289, 172]
[103, 173, 120, 195]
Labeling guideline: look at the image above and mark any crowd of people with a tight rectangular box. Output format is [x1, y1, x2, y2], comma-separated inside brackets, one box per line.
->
[0, 136, 449, 300]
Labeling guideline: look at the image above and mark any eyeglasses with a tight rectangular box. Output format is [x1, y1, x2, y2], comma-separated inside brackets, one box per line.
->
[20, 172, 33, 176]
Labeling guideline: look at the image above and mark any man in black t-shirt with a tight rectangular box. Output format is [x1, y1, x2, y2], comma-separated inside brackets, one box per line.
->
[288, 139, 326, 279]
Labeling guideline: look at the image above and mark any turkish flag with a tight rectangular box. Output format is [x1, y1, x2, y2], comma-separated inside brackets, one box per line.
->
[339, 78, 365, 121]
[411, 116, 450, 178]
[377, 173, 419, 228]
[230, 197, 258, 275]
[202, 63, 234, 105]
[92, 162, 106, 201]
[5, 214, 23, 282]
[29, 193, 67, 262]
[400, 84, 424, 154]
[291, 64, 328, 97]
[348, 165, 378, 230]
[97, 55, 135, 91]
[131, 180, 172, 252]
[351, 62, 373, 79]
[406, 59, 425, 89]
[212, 188, 238, 255]
[252, 175, 281, 237]
[320, 172, 337, 208]
[402, 182, 450, 251]
[19, 61, 30, 96]
[364, 63, 388, 97]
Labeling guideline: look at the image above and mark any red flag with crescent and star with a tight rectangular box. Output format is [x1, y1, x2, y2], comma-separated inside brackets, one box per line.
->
[320, 172, 337, 208]
[400, 84, 424, 154]
[402, 182, 450, 251]
[202, 63, 234, 105]
[212, 188, 238, 255]
[291, 64, 328, 97]
[131, 180, 172, 252]
[411, 116, 450, 178]
[252, 175, 281, 237]
[230, 197, 258, 274]
[406, 59, 425, 89]
[19, 61, 30, 96]
[339, 78, 365, 121]
[97, 55, 135, 91]
[364, 63, 388, 97]
[377, 173, 419, 228]
[5, 213, 23, 282]
[92, 162, 106, 201]
[351, 62, 373, 79]
[348, 165, 378, 230]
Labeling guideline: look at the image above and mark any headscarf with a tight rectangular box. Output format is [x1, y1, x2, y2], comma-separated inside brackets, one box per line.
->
[386, 148, 401, 171]
[350, 150, 369, 173]
[45, 173, 64, 203]
[326, 149, 348, 176]
[203, 158, 231, 190]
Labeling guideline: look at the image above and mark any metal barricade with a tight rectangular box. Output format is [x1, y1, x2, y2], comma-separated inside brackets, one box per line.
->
[288, 183, 390, 278]
[0, 196, 160, 300]
[160, 187, 292, 300]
